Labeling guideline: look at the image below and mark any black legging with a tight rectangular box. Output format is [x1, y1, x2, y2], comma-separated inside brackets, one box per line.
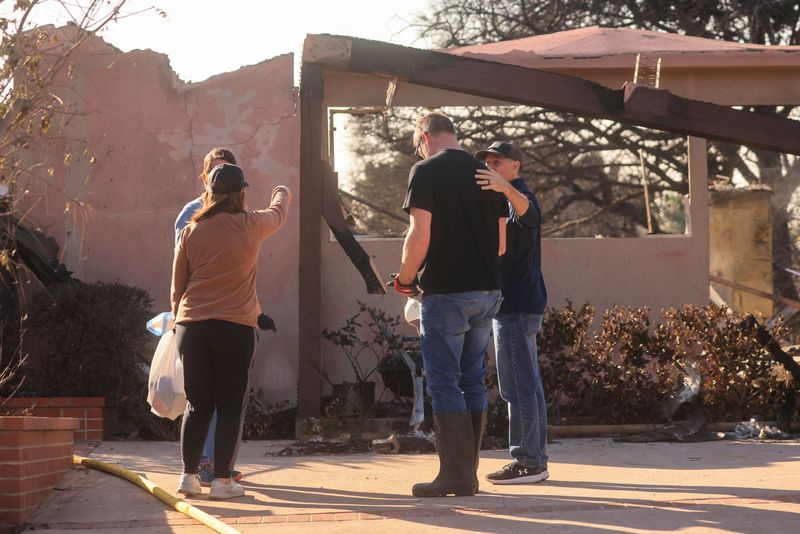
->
[176, 319, 255, 479]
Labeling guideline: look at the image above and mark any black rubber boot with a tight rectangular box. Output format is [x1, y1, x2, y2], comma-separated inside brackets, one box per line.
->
[470, 410, 487, 493]
[412, 411, 476, 497]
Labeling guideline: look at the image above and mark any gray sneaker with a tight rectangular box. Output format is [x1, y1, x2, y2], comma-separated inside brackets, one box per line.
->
[209, 478, 245, 500]
[486, 462, 549, 485]
[176, 473, 202, 496]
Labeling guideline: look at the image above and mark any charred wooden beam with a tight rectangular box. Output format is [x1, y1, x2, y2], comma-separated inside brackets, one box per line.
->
[710, 274, 800, 309]
[621, 84, 800, 155]
[303, 35, 800, 156]
[741, 314, 800, 432]
[741, 314, 800, 384]
[321, 163, 386, 294]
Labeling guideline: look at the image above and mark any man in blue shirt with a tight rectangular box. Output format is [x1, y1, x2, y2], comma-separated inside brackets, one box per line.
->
[475, 141, 549, 484]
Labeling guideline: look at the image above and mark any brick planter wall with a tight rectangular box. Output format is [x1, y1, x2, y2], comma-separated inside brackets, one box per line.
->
[0, 416, 80, 533]
[0, 398, 107, 441]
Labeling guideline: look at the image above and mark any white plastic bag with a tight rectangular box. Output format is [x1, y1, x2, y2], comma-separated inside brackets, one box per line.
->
[146, 311, 175, 336]
[147, 330, 186, 419]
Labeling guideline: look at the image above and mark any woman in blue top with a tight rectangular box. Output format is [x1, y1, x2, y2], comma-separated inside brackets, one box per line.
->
[173, 147, 243, 486]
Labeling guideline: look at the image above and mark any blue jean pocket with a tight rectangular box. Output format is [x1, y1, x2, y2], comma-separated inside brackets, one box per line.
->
[425, 294, 475, 336]
[488, 295, 503, 320]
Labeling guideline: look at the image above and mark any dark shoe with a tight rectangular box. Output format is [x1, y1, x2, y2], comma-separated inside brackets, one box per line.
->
[469, 410, 487, 493]
[198, 462, 214, 487]
[486, 462, 549, 485]
[199, 462, 242, 486]
[412, 411, 476, 497]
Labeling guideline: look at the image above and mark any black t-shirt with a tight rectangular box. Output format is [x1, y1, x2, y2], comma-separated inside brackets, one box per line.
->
[402, 149, 509, 295]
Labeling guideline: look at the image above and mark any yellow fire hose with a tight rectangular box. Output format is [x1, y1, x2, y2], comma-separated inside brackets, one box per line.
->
[73, 455, 242, 534]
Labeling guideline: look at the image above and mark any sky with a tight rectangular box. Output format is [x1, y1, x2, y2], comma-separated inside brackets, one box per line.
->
[3, 0, 434, 183]
[86, 0, 433, 82]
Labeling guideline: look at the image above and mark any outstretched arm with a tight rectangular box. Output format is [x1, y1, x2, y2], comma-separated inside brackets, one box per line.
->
[255, 185, 292, 238]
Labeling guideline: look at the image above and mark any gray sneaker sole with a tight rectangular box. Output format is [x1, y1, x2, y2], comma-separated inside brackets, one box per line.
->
[209, 482, 246, 500]
[208, 490, 245, 500]
[487, 469, 550, 485]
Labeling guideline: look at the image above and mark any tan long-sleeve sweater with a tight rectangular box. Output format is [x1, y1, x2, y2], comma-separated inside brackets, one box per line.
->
[171, 187, 290, 328]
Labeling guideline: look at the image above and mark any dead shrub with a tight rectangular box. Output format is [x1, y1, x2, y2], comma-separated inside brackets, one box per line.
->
[490, 303, 793, 431]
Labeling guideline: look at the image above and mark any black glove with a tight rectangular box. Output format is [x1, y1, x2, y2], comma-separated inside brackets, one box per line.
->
[257, 313, 277, 332]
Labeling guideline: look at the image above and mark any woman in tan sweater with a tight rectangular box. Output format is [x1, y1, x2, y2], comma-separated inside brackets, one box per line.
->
[171, 163, 290, 500]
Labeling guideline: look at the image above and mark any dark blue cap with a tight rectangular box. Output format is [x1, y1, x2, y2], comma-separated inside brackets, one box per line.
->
[475, 141, 524, 162]
[209, 163, 248, 194]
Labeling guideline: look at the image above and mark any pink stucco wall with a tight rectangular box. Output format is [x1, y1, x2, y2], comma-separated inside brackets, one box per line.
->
[16, 30, 300, 404]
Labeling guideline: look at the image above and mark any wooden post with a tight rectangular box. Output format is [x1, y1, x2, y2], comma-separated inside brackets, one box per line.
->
[298, 64, 324, 418]
[638, 149, 654, 234]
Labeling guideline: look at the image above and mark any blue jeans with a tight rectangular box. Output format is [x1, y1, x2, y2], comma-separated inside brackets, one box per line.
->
[201, 412, 217, 463]
[493, 313, 548, 468]
[420, 290, 502, 414]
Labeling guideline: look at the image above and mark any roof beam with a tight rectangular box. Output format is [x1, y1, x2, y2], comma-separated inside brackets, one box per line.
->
[303, 34, 800, 155]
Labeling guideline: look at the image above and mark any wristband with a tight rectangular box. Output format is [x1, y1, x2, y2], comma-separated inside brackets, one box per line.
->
[392, 276, 419, 297]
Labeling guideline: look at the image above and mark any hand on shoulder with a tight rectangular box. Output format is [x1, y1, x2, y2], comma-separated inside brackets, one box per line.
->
[475, 168, 509, 193]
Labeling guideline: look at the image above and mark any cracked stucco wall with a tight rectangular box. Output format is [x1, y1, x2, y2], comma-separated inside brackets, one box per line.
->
[17, 31, 300, 405]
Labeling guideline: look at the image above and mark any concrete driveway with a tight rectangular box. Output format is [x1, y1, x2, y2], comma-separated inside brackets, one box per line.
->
[25, 437, 800, 533]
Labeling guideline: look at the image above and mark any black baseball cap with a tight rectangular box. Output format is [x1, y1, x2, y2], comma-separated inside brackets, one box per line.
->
[208, 163, 249, 194]
[475, 141, 524, 163]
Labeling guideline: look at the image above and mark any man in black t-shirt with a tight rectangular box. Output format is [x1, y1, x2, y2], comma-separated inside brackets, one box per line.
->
[393, 112, 508, 497]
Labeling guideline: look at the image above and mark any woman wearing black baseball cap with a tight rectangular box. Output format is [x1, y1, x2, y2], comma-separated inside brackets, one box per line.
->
[171, 163, 291, 500]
